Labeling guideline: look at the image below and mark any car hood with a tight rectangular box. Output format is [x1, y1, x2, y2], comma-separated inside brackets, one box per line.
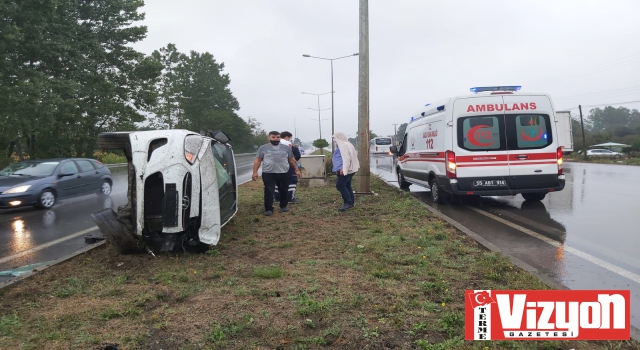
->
[0, 176, 45, 192]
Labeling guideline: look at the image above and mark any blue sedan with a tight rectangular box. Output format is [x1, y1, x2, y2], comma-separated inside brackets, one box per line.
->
[0, 158, 112, 210]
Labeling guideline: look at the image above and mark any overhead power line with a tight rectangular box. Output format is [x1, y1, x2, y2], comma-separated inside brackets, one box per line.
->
[560, 100, 640, 110]
[528, 52, 640, 86]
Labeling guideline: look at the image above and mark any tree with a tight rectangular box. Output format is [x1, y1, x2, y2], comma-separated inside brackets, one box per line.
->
[370, 131, 378, 139]
[396, 123, 408, 144]
[312, 139, 329, 152]
[150, 44, 184, 129]
[0, 0, 161, 159]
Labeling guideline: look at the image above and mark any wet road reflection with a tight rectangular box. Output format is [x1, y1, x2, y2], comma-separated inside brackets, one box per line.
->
[370, 154, 640, 329]
[0, 158, 255, 281]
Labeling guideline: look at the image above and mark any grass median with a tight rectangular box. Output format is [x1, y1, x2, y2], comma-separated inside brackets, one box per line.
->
[0, 176, 638, 350]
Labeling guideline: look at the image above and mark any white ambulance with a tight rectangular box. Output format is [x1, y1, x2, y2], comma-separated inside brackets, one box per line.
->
[391, 86, 567, 204]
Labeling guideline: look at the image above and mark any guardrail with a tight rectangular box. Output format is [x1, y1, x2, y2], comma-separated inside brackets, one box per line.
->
[103, 152, 257, 169]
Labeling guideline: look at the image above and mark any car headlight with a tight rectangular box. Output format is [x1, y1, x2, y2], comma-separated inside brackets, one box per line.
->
[2, 185, 31, 194]
[184, 135, 204, 164]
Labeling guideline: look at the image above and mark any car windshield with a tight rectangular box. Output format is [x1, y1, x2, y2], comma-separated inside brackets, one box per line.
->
[0, 161, 60, 176]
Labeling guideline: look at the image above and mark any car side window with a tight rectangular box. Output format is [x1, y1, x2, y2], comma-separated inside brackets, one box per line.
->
[61, 161, 78, 174]
[76, 160, 95, 173]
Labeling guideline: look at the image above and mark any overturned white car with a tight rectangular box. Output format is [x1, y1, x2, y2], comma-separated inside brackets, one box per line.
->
[91, 129, 238, 254]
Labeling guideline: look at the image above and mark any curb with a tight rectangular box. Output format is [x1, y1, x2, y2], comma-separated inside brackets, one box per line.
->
[0, 241, 105, 292]
[376, 175, 640, 343]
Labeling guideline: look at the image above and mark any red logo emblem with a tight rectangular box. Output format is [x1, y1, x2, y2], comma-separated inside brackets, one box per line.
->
[467, 125, 493, 147]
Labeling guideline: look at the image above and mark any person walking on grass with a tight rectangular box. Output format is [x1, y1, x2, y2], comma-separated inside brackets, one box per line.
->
[252, 131, 302, 216]
[332, 131, 360, 211]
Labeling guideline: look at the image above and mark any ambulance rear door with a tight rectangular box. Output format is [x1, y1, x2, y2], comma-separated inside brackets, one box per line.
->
[452, 95, 510, 192]
[502, 95, 560, 190]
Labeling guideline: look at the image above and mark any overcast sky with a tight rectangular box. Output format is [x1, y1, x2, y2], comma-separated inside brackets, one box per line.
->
[132, 0, 640, 142]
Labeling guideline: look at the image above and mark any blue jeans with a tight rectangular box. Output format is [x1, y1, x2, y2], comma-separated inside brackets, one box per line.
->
[336, 172, 355, 205]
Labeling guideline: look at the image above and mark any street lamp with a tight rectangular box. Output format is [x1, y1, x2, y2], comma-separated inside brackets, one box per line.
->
[303, 53, 359, 154]
[303, 91, 332, 141]
[309, 108, 330, 141]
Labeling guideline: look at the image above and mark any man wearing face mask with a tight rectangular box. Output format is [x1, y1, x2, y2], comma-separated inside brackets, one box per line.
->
[253, 131, 302, 216]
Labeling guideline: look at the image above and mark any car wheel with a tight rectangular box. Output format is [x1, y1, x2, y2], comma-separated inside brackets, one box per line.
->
[614, 154, 622, 159]
[99, 180, 112, 196]
[35, 190, 56, 209]
[522, 192, 546, 202]
[397, 169, 411, 189]
[430, 178, 448, 204]
[97, 132, 131, 151]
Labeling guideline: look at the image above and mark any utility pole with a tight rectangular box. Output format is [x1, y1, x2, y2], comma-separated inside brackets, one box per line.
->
[392, 123, 398, 145]
[356, 0, 371, 194]
[579, 105, 587, 160]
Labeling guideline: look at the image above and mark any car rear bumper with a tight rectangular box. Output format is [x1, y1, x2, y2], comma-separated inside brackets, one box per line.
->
[439, 175, 566, 196]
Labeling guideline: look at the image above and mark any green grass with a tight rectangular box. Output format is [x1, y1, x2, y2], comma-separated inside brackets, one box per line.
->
[252, 265, 284, 279]
[0, 176, 638, 350]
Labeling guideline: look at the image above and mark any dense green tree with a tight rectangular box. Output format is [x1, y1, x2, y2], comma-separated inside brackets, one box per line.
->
[0, 0, 161, 159]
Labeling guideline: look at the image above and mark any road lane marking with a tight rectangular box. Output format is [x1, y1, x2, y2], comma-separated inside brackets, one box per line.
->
[466, 205, 640, 284]
[0, 226, 97, 265]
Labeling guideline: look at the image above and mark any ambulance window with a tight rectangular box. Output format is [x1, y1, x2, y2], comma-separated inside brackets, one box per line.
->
[458, 116, 505, 151]
[507, 114, 553, 150]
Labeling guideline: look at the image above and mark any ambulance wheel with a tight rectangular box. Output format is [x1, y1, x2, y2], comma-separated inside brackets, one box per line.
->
[522, 192, 546, 202]
[397, 169, 411, 189]
[430, 178, 448, 204]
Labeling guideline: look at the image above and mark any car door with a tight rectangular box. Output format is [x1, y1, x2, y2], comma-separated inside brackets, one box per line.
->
[74, 159, 100, 194]
[211, 140, 238, 226]
[56, 161, 83, 197]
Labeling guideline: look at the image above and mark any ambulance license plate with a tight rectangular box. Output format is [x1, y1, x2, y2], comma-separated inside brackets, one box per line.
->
[473, 180, 506, 187]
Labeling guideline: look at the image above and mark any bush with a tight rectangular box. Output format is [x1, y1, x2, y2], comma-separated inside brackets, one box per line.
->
[93, 150, 127, 164]
[0, 156, 12, 169]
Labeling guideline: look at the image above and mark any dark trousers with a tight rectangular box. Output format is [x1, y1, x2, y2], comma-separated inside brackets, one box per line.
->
[336, 172, 355, 205]
[274, 166, 298, 201]
[262, 172, 289, 211]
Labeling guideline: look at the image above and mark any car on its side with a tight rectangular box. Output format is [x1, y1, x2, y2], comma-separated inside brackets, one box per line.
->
[0, 158, 113, 210]
[586, 149, 623, 158]
[91, 129, 238, 254]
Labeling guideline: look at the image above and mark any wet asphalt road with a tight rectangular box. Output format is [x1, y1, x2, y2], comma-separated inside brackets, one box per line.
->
[0, 155, 256, 283]
[371, 154, 640, 330]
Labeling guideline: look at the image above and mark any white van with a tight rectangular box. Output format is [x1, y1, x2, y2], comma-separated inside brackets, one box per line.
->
[370, 137, 393, 154]
[391, 86, 566, 204]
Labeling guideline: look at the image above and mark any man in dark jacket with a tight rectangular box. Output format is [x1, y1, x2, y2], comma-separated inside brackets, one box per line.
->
[274, 131, 301, 203]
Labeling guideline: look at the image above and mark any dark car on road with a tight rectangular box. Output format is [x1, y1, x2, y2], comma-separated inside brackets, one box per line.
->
[0, 158, 112, 210]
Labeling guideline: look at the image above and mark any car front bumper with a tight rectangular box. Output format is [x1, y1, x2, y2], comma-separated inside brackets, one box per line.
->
[0, 192, 39, 209]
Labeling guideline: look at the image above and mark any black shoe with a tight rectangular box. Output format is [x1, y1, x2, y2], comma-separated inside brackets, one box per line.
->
[338, 204, 354, 212]
[264, 210, 273, 216]
[281, 207, 289, 213]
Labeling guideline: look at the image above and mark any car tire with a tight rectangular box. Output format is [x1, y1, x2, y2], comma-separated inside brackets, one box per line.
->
[91, 208, 141, 254]
[522, 192, 546, 202]
[97, 132, 131, 151]
[99, 180, 112, 197]
[430, 178, 448, 204]
[397, 169, 411, 189]
[614, 154, 622, 159]
[35, 189, 56, 209]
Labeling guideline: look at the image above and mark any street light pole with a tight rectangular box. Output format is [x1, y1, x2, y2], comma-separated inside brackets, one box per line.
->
[303, 91, 332, 141]
[302, 53, 359, 154]
[357, 0, 371, 194]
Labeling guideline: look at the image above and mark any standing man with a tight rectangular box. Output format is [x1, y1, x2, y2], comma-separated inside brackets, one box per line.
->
[253, 131, 302, 216]
[274, 131, 302, 204]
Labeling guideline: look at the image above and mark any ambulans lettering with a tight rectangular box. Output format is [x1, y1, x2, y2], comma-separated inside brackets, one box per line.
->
[467, 103, 537, 113]
[423, 130, 438, 138]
